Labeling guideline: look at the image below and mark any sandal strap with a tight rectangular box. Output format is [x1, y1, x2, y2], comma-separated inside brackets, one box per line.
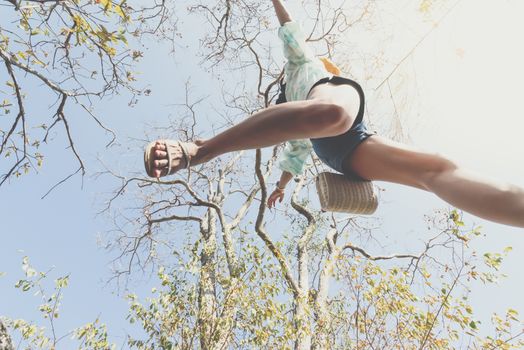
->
[164, 140, 191, 175]
[178, 141, 191, 169]
[165, 140, 172, 175]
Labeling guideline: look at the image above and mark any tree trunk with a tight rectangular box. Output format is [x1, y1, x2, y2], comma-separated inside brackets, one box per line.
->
[292, 177, 316, 350]
[198, 210, 218, 350]
[312, 228, 338, 349]
[294, 248, 311, 350]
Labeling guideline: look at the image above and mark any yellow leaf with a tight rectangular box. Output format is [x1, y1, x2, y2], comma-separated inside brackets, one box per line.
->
[99, 0, 113, 12]
[419, 0, 433, 14]
[32, 59, 46, 67]
[114, 5, 126, 19]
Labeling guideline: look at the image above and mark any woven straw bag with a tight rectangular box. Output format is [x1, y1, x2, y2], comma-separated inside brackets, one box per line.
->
[315, 172, 378, 214]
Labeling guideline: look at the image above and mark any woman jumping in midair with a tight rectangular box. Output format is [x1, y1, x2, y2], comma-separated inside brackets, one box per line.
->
[144, 0, 524, 228]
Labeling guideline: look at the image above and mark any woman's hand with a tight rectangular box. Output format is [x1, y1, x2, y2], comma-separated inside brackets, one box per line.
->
[267, 188, 285, 209]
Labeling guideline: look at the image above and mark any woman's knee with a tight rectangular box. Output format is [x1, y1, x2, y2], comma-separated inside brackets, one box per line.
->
[301, 100, 353, 135]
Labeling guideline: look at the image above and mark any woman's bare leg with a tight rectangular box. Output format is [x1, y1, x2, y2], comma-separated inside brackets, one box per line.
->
[345, 136, 524, 228]
[149, 83, 361, 177]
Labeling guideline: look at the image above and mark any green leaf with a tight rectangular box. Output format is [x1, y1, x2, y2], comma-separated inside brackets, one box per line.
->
[55, 276, 69, 289]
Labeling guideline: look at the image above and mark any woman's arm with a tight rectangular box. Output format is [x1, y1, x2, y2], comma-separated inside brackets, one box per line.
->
[271, 0, 293, 26]
[277, 170, 294, 189]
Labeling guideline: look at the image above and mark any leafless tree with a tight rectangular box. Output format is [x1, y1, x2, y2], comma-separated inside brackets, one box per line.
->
[0, 0, 175, 191]
[100, 1, 524, 349]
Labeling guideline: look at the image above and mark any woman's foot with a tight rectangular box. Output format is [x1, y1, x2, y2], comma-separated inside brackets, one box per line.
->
[145, 139, 205, 178]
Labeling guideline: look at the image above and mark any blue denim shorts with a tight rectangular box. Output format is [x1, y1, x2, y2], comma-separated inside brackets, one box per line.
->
[309, 76, 377, 179]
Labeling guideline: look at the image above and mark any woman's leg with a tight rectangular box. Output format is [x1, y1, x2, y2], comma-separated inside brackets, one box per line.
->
[345, 136, 524, 228]
[149, 82, 361, 177]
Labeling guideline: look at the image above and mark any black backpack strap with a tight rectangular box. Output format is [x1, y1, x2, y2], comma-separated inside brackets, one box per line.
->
[276, 79, 287, 105]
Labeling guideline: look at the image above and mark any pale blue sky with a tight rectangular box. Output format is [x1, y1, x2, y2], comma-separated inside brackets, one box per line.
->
[1, 0, 523, 346]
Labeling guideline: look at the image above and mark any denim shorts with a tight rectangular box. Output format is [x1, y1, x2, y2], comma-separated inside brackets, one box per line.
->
[309, 76, 377, 179]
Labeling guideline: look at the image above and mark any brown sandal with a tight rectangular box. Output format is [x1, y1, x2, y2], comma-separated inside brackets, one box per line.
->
[144, 140, 191, 177]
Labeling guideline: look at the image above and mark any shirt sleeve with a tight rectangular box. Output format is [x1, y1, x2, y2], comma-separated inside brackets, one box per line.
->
[277, 139, 312, 176]
[278, 21, 316, 65]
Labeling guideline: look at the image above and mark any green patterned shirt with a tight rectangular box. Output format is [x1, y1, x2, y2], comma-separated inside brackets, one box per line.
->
[277, 21, 332, 176]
